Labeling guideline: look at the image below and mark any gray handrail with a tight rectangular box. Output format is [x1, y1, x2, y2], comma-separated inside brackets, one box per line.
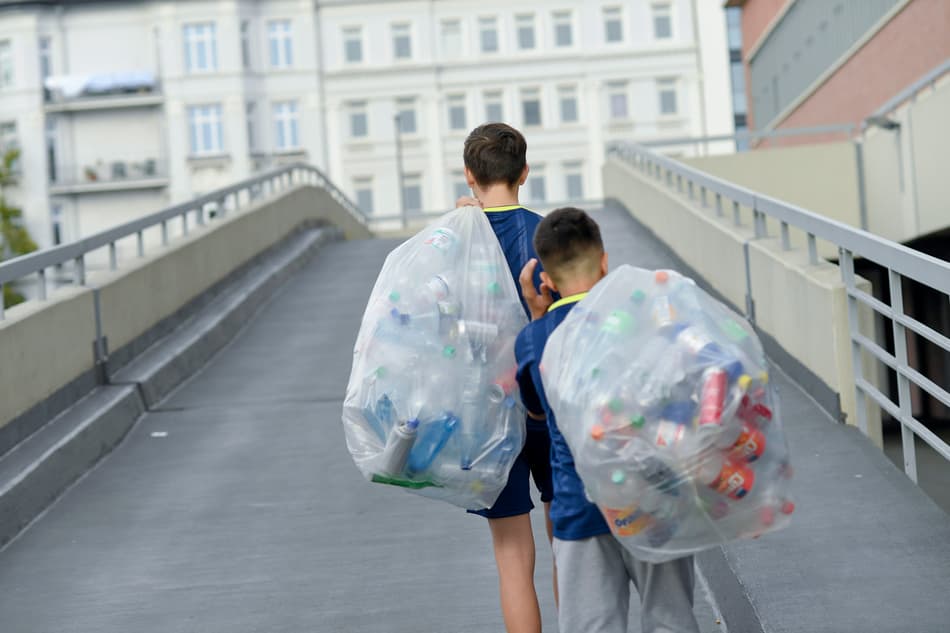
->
[0, 162, 366, 312]
[607, 140, 950, 481]
[870, 57, 950, 119]
[606, 142, 950, 295]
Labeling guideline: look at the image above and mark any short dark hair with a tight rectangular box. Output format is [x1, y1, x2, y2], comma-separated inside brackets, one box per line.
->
[534, 207, 604, 282]
[463, 123, 527, 188]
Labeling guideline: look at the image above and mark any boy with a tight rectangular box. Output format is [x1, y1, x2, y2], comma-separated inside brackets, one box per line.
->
[455, 123, 556, 633]
[515, 208, 701, 633]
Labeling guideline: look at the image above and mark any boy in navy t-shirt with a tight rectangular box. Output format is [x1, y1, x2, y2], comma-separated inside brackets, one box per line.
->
[455, 123, 555, 633]
[515, 208, 700, 633]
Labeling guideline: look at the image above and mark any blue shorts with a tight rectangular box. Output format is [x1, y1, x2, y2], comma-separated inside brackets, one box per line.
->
[470, 424, 554, 519]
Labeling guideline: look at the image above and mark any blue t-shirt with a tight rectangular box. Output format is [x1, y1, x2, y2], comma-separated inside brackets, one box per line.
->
[485, 205, 553, 432]
[514, 297, 611, 541]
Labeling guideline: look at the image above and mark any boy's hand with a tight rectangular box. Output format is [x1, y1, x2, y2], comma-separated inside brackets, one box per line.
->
[456, 195, 482, 208]
[520, 258, 554, 321]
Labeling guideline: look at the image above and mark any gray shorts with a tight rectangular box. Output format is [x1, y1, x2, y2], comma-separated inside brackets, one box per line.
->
[552, 534, 701, 633]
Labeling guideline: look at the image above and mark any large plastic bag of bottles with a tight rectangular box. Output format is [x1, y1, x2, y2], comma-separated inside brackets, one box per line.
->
[343, 207, 528, 510]
[541, 265, 794, 562]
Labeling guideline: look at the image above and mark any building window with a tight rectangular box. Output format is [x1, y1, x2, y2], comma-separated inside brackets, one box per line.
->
[564, 161, 584, 199]
[521, 88, 542, 127]
[726, 7, 742, 49]
[354, 176, 374, 214]
[447, 94, 467, 131]
[452, 170, 470, 202]
[516, 14, 536, 50]
[403, 173, 422, 212]
[396, 97, 417, 134]
[479, 17, 499, 53]
[392, 23, 412, 60]
[528, 167, 546, 203]
[183, 23, 218, 73]
[343, 26, 363, 63]
[188, 104, 224, 155]
[558, 85, 578, 123]
[43, 118, 54, 181]
[246, 101, 256, 152]
[240, 21, 251, 68]
[268, 20, 293, 68]
[731, 62, 747, 116]
[553, 11, 573, 48]
[38, 36, 52, 81]
[0, 40, 12, 90]
[653, 3, 672, 40]
[604, 7, 623, 43]
[658, 78, 678, 115]
[273, 101, 299, 150]
[484, 90, 503, 122]
[608, 81, 629, 120]
[348, 101, 368, 138]
[441, 19, 462, 58]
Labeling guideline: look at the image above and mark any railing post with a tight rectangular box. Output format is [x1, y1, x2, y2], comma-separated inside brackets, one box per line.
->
[0, 284, 4, 319]
[780, 222, 791, 250]
[807, 233, 818, 264]
[888, 268, 918, 482]
[196, 205, 206, 226]
[715, 193, 723, 217]
[137, 231, 145, 257]
[37, 269, 47, 301]
[839, 247, 869, 436]
[182, 211, 189, 236]
[161, 220, 169, 246]
[733, 200, 741, 226]
[109, 242, 117, 271]
[75, 255, 86, 286]
[700, 187, 707, 208]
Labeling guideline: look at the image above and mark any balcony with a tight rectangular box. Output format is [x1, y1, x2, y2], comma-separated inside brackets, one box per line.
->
[44, 71, 163, 113]
[49, 159, 169, 195]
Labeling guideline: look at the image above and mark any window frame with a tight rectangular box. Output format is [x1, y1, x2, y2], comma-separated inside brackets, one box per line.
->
[187, 104, 225, 156]
[268, 19, 294, 68]
[183, 22, 218, 74]
[273, 100, 300, 150]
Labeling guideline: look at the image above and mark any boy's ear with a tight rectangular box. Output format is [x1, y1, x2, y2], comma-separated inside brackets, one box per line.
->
[540, 270, 557, 293]
[600, 251, 609, 277]
[517, 164, 529, 187]
[464, 166, 476, 188]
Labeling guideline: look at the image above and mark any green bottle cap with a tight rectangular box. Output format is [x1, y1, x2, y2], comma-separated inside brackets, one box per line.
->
[630, 414, 646, 428]
[630, 289, 646, 304]
[375, 366, 387, 379]
[442, 345, 456, 358]
[388, 291, 400, 302]
[720, 318, 749, 342]
[608, 398, 624, 414]
[603, 310, 634, 335]
[611, 470, 626, 484]
[487, 281, 501, 294]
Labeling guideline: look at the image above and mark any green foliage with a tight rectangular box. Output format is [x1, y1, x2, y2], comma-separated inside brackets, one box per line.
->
[1, 148, 38, 309]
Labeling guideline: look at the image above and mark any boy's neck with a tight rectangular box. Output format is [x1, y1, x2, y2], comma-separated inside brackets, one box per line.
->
[555, 276, 601, 298]
[475, 184, 520, 209]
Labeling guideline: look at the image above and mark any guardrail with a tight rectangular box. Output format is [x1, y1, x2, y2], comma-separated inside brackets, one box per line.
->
[0, 162, 366, 319]
[867, 57, 950, 122]
[607, 140, 950, 482]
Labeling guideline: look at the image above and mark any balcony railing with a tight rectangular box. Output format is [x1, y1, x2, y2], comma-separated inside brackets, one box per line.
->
[49, 159, 169, 193]
[44, 71, 162, 112]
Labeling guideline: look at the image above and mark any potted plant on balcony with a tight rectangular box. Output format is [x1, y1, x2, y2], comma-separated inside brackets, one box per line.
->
[1, 148, 39, 309]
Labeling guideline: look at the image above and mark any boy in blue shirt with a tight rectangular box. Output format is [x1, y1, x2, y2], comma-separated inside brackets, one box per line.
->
[455, 123, 555, 633]
[515, 207, 700, 633]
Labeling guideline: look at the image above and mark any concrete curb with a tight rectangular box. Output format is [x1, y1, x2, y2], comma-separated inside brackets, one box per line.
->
[0, 226, 341, 550]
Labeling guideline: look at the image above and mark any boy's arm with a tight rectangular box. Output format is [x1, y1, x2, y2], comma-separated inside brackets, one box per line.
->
[515, 329, 546, 420]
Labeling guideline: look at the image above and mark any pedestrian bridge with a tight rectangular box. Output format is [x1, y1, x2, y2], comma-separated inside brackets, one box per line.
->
[0, 151, 947, 633]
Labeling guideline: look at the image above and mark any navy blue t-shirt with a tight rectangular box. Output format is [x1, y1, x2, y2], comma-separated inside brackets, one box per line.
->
[515, 296, 611, 541]
[485, 205, 553, 431]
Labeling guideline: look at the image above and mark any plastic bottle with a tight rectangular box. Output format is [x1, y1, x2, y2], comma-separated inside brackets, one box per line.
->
[697, 453, 755, 500]
[407, 413, 460, 475]
[670, 324, 743, 379]
[729, 420, 767, 463]
[378, 418, 420, 477]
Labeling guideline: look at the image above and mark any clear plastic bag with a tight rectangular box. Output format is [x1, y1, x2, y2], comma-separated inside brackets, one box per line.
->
[541, 265, 794, 562]
[343, 207, 528, 510]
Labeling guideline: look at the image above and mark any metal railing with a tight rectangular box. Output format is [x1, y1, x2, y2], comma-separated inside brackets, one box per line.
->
[866, 57, 950, 123]
[607, 140, 950, 482]
[0, 162, 366, 319]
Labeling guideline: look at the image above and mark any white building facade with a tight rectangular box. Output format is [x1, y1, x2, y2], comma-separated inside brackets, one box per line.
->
[0, 0, 733, 250]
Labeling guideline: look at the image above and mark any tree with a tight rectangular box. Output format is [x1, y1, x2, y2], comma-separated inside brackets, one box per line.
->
[0, 148, 39, 309]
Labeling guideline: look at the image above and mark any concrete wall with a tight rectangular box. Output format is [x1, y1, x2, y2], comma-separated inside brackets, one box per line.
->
[604, 156, 882, 444]
[862, 72, 950, 243]
[683, 140, 861, 258]
[0, 184, 369, 431]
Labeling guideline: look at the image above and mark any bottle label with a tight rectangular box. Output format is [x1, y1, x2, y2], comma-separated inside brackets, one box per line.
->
[424, 228, 458, 251]
[602, 505, 653, 537]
